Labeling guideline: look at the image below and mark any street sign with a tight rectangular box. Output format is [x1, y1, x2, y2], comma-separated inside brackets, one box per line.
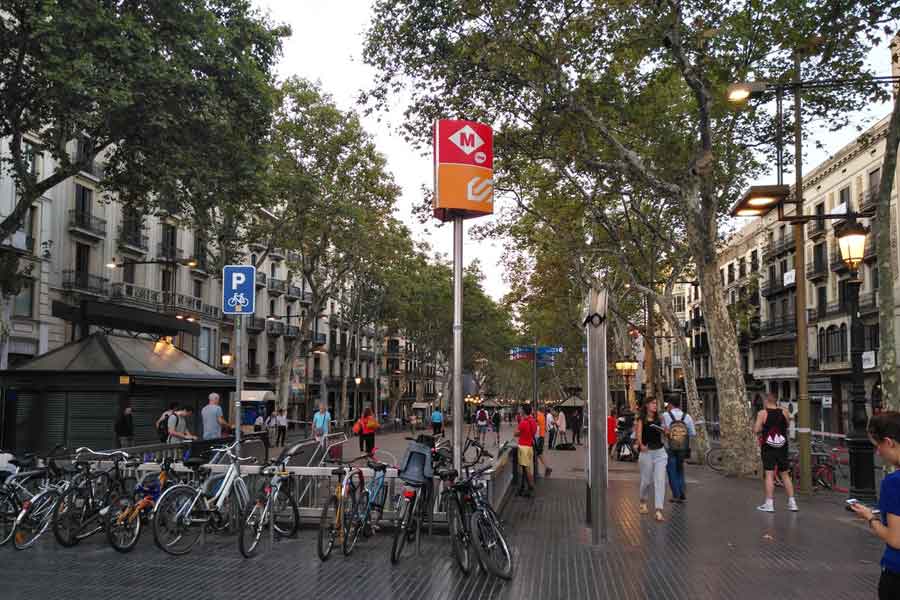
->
[537, 346, 564, 354]
[222, 265, 256, 314]
[433, 119, 494, 222]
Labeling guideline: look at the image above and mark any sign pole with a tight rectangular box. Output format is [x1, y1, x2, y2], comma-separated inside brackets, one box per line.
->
[532, 338, 538, 409]
[585, 287, 609, 545]
[234, 314, 243, 456]
[452, 216, 464, 472]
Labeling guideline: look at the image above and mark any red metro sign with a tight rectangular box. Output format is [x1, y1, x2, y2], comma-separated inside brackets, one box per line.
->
[433, 119, 494, 221]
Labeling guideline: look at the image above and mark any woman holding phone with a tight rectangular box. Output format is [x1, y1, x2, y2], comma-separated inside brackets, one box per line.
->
[848, 411, 900, 599]
[635, 397, 668, 522]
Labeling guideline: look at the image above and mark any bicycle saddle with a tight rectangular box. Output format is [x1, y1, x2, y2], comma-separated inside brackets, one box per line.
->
[183, 457, 207, 470]
[367, 461, 389, 472]
[331, 467, 346, 477]
[436, 468, 458, 481]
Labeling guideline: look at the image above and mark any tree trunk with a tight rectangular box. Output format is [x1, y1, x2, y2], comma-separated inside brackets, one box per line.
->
[685, 195, 758, 477]
[276, 337, 296, 412]
[877, 89, 900, 411]
[0, 295, 11, 370]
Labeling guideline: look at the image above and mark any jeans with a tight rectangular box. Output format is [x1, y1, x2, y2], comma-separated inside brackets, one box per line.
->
[639, 447, 668, 510]
[276, 426, 286, 447]
[880, 569, 900, 600]
[548, 429, 557, 449]
[666, 449, 685, 499]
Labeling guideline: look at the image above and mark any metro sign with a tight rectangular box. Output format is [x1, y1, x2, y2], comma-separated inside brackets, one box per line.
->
[433, 119, 494, 221]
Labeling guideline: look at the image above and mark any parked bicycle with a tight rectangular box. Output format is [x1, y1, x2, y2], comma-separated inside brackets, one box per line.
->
[9, 447, 74, 549]
[342, 450, 393, 556]
[152, 440, 254, 555]
[238, 442, 302, 558]
[0, 451, 49, 546]
[317, 453, 370, 561]
[52, 447, 135, 547]
[105, 456, 179, 553]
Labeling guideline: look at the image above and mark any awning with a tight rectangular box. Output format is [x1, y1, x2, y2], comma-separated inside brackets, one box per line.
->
[412, 402, 431, 409]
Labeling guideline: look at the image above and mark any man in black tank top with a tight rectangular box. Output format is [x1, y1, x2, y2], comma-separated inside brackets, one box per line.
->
[753, 393, 798, 513]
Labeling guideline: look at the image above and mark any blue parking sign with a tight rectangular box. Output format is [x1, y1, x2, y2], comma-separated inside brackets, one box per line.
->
[222, 265, 256, 314]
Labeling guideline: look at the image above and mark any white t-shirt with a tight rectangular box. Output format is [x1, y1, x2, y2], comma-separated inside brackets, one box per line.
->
[547, 413, 556, 429]
[556, 411, 567, 432]
[277, 414, 288, 427]
[254, 416, 264, 426]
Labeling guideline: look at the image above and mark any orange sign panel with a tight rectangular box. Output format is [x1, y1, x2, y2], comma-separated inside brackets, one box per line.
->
[433, 119, 493, 221]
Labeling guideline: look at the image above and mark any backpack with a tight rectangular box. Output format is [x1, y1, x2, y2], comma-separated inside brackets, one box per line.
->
[157, 411, 171, 442]
[667, 410, 690, 455]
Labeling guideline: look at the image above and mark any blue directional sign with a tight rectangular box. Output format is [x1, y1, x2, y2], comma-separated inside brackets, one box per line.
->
[222, 265, 256, 314]
[537, 346, 564, 354]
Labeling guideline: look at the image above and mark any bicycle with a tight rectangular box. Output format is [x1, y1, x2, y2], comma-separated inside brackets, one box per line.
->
[0, 452, 49, 546]
[440, 438, 514, 579]
[705, 446, 739, 473]
[342, 450, 393, 556]
[316, 453, 370, 561]
[152, 440, 255, 555]
[238, 442, 302, 558]
[52, 448, 134, 547]
[10, 447, 75, 550]
[105, 457, 179, 553]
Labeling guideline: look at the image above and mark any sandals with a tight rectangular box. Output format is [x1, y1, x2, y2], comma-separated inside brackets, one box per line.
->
[639, 502, 649, 515]
[655, 510, 665, 522]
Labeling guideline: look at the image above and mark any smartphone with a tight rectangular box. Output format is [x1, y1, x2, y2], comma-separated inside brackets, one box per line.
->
[845, 498, 860, 511]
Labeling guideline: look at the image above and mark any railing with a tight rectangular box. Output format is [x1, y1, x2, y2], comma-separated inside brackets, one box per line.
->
[110, 282, 161, 306]
[117, 228, 148, 252]
[825, 301, 849, 319]
[268, 365, 280, 378]
[286, 285, 302, 298]
[68, 209, 107, 237]
[313, 332, 326, 345]
[759, 316, 796, 337]
[806, 258, 828, 279]
[763, 235, 795, 260]
[191, 253, 209, 272]
[161, 291, 202, 313]
[270, 247, 285, 259]
[268, 278, 286, 294]
[246, 317, 265, 332]
[359, 350, 375, 361]
[861, 186, 880, 214]
[3, 230, 34, 253]
[284, 325, 300, 338]
[754, 355, 797, 369]
[256, 272, 267, 287]
[247, 364, 260, 376]
[266, 320, 285, 336]
[807, 220, 826, 238]
[761, 278, 786, 297]
[691, 343, 710, 356]
[829, 248, 849, 272]
[62, 270, 109, 295]
[859, 291, 878, 314]
[157, 242, 183, 261]
[864, 232, 877, 261]
[201, 303, 221, 320]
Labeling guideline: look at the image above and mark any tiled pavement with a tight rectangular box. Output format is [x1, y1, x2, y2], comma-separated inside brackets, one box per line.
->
[0, 448, 885, 600]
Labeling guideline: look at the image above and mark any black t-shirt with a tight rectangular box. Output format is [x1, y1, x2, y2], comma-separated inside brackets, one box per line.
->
[642, 416, 664, 450]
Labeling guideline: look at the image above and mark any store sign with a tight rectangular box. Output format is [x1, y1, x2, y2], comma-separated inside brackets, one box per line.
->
[862, 350, 876, 369]
[782, 269, 795, 286]
[433, 119, 494, 221]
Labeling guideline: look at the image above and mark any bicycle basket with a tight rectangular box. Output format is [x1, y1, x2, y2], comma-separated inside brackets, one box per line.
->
[397, 441, 433, 485]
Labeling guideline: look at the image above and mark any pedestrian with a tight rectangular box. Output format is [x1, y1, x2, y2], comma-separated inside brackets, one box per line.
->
[607, 409, 618, 457]
[475, 406, 489, 444]
[266, 411, 278, 445]
[492, 409, 502, 445]
[276, 409, 288, 447]
[353, 406, 380, 454]
[156, 402, 178, 443]
[313, 402, 331, 445]
[167, 406, 197, 444]
[848, 411, 900, 599]
[754, 392, 798, 513]
[636, 398, 668, 522]
[431, 407, 444, 436]
[572, 409, 583, 445]
[662, 397, 695, 503]
[556, 408, 568, 446]
[516, 404, 538, 497]
[115, 405, 134, 448]
[547, 408, 557, 449]
[201, 393, 230, 441]
[254, 413, 264, 433]
[535, 407, 552, 477]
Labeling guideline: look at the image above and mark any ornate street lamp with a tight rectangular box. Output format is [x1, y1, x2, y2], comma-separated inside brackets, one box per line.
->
[615, 358, 639, 412]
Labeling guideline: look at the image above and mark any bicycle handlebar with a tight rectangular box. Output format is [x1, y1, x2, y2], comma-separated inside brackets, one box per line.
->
[74, 447, 130, 460]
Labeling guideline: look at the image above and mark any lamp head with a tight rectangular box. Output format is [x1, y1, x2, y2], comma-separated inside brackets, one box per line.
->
[726, 81, 769, 104]
[836, 219, 868, 272]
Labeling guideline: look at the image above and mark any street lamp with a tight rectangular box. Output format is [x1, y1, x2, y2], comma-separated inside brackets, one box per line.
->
[221, 353, 233, 367]
[614, 358, 639, 412]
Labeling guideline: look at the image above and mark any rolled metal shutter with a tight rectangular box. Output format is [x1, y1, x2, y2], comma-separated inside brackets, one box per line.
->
[129, 392, 164, 444]
[67, 392, 116, 450]
[14, 392, 36, 452]
[46, 392, 67, 451]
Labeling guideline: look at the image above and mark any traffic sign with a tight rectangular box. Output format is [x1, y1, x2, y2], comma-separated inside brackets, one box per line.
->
[222, 265, 256, 314]
[537, 346, 564, 354]
[433, 119, 494, 222]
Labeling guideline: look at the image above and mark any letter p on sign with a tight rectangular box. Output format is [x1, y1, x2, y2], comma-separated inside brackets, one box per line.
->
[232, 272, 245, 290]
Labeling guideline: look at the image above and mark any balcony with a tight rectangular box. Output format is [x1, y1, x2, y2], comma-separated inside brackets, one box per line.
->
[824, 301, 850, 319]
[73, 145, 104, 179]
[68, 209, 106, 239]
[110, 282, 161, 308]
[861, 186, 880, 215]
[760, 278, 788, 297]
[284, 325, 300, 339]
[754, 354, 797, 369]
[807, 307, 822, 322]
[863, 231, 877, 263]
[300, 291, 313, 304]
[829, 248, 849, 273]
[268, 277, 286, 296]
[759, 316, 796, 337]
[270, 247, 285, 260]
[255, 272, 267, 287]
[117, 227, 148, 254]
[360, 350, 375, 361]
[806, 220, 826, 239]
[312, 369, 323, 383]
[267, 365, 280, 378]
[285, 284, 302, 299]
[859, 291, 878, 315]
[806, 258, 828, 281]
[313, 332, 327, 345]
[3, 230, 34, 254]
[62, 270, 108, 296]
[763, 235, 795, 261]
[201, 303, 221, 320]
[157, 242, 183, 262]
[247, 364, 260, 377]
[191, 253, 210, 274]
[246, 317, 265, 332]
[266, 319, 284, 336]
[691, 342, 710, 356]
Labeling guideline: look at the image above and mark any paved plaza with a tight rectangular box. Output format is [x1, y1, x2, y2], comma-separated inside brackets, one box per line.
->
[0, 437, 886, 600]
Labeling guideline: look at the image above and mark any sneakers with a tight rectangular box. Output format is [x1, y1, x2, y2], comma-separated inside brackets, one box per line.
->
[787, 497, 799, 512]
[756, 499, 775, 513]
[545, 467, 553, 478]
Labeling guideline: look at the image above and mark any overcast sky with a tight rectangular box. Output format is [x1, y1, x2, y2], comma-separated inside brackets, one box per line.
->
[253, 1, 895, 299]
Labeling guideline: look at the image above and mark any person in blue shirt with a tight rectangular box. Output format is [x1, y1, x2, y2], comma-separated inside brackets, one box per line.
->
[850, 411, 900, 599]
[431, 408, 443, 436]
[312, 402, 331, 445]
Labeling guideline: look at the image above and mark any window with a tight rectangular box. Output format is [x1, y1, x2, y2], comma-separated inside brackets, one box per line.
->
[161, 268, 173, 292]
[673, 296, 685, 313]
[286, 305, 292, 320]
[815, 203, 824, 218]
[199, 327, 211, 364]
[250, 253, 257, 266]
[720, 268, 724, 285]
[728, 264, 735, 283]
[816, 286, 827, 315]
[865, 324, 880, 351]
[193, 279, 203, 300]
[751, 250, 758, 272]
[739, 257, 746, 277]
[161, 224, 177, 256]
[779, 259, 788, 276]
[270, 299, 276, 316]
[873, 264, 879, 290]
[75, 184, 92, 215]
[813, 243, 826, 267]
[730, 290, 736, 305]
[75, 243, 90, 274]
[768, 265, 776, 283]
[817, 328, 825, 362]
[123, 262, 136, 284]
[839, 186, 851, 208]
[270, 263, 276, 278]
[13, 280, 33, 318]
[768, 302, 776, 320]
[839, 323, 847, 361]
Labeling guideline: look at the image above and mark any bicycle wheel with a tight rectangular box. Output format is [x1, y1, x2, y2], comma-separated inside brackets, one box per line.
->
[52, 486, 90, 547]
[153, 485, 203, 555]
[0, 490, 20, 546]
[14, 489, 60, 550]
[238, 499, 267, 558]
[447, 496, 472, 574]
[106, 494, 142, 553]
[470, 509, 513, 580]
[343, 490, 368, 556]
[317, 495, 339, 561]
[705, 447, 728, 473]
[391, 495, 414, 564]
[272, 486, 299, 538]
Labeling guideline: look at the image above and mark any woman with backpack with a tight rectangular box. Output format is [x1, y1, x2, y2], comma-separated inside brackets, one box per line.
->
[753, 393, 798, 512]
[353, 406, 380, 454]
[635, 397, 668, 522]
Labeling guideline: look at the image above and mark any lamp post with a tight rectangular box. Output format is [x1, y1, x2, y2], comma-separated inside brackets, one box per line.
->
[837, 219, 877, 502]
[355, 376, 362, 420]
[614, 358, 639, 412]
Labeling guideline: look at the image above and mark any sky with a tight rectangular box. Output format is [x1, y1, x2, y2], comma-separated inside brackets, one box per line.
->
[253, 1, 896, 299]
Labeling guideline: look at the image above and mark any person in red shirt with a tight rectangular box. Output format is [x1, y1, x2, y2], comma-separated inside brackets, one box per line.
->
[517, 404, 538, 497]
[607, 410, 618, 456]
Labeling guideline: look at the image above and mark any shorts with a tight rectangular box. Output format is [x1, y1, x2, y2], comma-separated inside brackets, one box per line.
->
[761, 445, 790, 472]
[477, 424, 488, 433]
[518, 445, 534, 473]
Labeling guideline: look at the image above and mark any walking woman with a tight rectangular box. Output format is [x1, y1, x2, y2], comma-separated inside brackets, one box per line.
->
[353, 406, 380, 454]
[635, 398, 668, 522]
[848, 412, 900, 599]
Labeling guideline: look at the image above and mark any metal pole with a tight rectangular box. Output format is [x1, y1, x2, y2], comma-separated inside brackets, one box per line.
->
[846, 268, 876, 501]
[452, 217, 464, 472]
[793, 53, 811, 495]
[235, 314, 243, 457]
[585, 287, 609, 544]
[532, 339, 538, 408]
